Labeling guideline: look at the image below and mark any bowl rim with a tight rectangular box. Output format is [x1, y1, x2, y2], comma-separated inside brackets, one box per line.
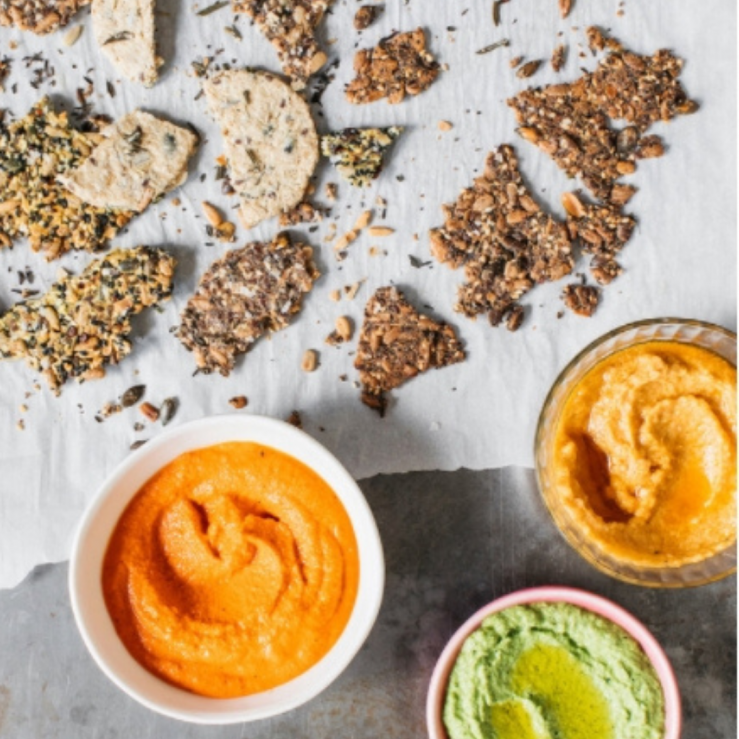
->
[68, 414, 385, 724]
[426, 585, 682, 739]
[533, 317, 737, 587]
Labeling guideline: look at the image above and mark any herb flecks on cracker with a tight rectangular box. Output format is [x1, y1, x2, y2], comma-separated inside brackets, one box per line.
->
[231, 0, 331, 88]
[59, 110, 199, 212]
[346, 28, 440, 105]
[355, 286, 465, 416]
[321, 126, 403, 187]
[177, 233, 319, 376]
[0, 246, 175, 391]
[430, 145, 573, 328]
[0, 97, 134, 260]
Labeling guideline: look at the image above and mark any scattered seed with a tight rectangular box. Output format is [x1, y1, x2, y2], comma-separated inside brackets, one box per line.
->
[229, 395, 248, 409]
[559, 0, 573, 19]
[286, 410, 302, 428]
[63, 26, 83, 47]
[438, 120, 453, 131]
[224, 24, 242, 40]
[476, 39, 510, 55]
[329, 289, 341, 302]
[139, 402, 160, 421]
[121, 384, 146, 407]
[345, 281, 363, 301]
[517, 60, 543, 78]
[335, 316, 353, 342]
[353, 209, 372, 231]
[368, 226, 394, 237]
[160, 397, 177, 425]
[196, 0, 229, 15]
[130, 439, 148, 450]
[301, 349, 318, 372]
[202, 201, 223, 227]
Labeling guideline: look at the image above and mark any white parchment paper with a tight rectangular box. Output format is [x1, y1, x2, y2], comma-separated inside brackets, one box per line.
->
[0, 0, 735, 588]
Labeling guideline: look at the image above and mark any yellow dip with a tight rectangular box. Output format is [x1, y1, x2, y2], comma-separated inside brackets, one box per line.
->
[552, 341, 736, 567]
[102, 441, 359, 698]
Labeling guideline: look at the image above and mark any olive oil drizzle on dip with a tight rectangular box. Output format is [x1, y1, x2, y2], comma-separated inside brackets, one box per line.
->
[102, 441, 359, 698]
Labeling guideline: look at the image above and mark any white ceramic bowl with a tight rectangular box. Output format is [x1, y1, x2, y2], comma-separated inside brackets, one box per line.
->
[69, 415, 385, 724]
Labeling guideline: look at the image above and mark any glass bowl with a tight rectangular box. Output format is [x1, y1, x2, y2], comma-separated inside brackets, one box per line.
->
[535, 318, 737, 588]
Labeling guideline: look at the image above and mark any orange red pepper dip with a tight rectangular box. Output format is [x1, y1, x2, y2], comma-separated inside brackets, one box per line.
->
[102, 441, 359, 698]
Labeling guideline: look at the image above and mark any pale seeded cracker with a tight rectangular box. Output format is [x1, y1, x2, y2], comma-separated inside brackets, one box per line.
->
[0, 0, 89, 34]
[346, 28, 440, 105]
[203, 69, 319, 230]
[177, 232, 319, 376]
[59, 110, 199, 211]
[429, 145, 573, 329]
[321, 126, 403, 187]
[231, 0, 331, 89]
[0, 97, 133, 260]
[92, 0, 162, 87]
[0, 246, 175, 391]
[355, 286, 465, 416]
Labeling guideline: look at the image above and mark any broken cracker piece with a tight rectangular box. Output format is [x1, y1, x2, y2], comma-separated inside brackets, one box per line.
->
[0, 246, 175, 391]
[321, 126, 403, 187]
[0, 97, 134, 260]
[346, 28, 440, 105]
[562, 283, 599, 316]
[177, 232, 319, 376]
[59, 110, 198, 212]
[430, 145, 573, 326]
[355, 286, 465, 415]
[92, 0, 162, 87]
[231, 0, 331, 88]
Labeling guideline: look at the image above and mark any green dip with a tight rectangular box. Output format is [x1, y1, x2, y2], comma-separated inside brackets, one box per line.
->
[443, 603, 665, 739]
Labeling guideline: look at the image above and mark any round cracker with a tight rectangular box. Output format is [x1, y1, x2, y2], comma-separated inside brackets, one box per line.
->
[203, 69, 319, 229]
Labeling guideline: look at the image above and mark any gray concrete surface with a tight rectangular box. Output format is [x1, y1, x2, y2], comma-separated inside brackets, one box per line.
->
[0, 467, 735, 738]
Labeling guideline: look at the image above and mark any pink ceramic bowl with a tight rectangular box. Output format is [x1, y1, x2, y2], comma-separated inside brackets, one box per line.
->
[426, 586, 681, 739]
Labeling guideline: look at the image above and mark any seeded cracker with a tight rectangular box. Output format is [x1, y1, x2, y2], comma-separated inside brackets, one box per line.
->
[0, 98, 134, 260]
[177, 233, 319, 376]
[508, 33, 697, 203]
[59, 110, 199, 212]
[562, 284, 600, 317]
[0, 246, 175, 391]
[562, 192, 636, 285]
[355, 287, 465, 416]
[346, 28, 440, 105]
[203, 69, 319, 230]
[0, 0, 89, 34]
[321, 127, 403, 187]
[231, 0, 331, 89]
[430, 145, 573, 328]
[92, 0, 163, 87]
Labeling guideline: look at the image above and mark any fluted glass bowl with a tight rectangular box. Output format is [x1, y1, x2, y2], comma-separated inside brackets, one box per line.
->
[535, 318, 737, 587]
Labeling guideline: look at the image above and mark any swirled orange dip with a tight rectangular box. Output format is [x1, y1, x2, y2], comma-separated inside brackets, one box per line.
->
[552, 341, 736, 567]
[102, 442, 359, 698]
